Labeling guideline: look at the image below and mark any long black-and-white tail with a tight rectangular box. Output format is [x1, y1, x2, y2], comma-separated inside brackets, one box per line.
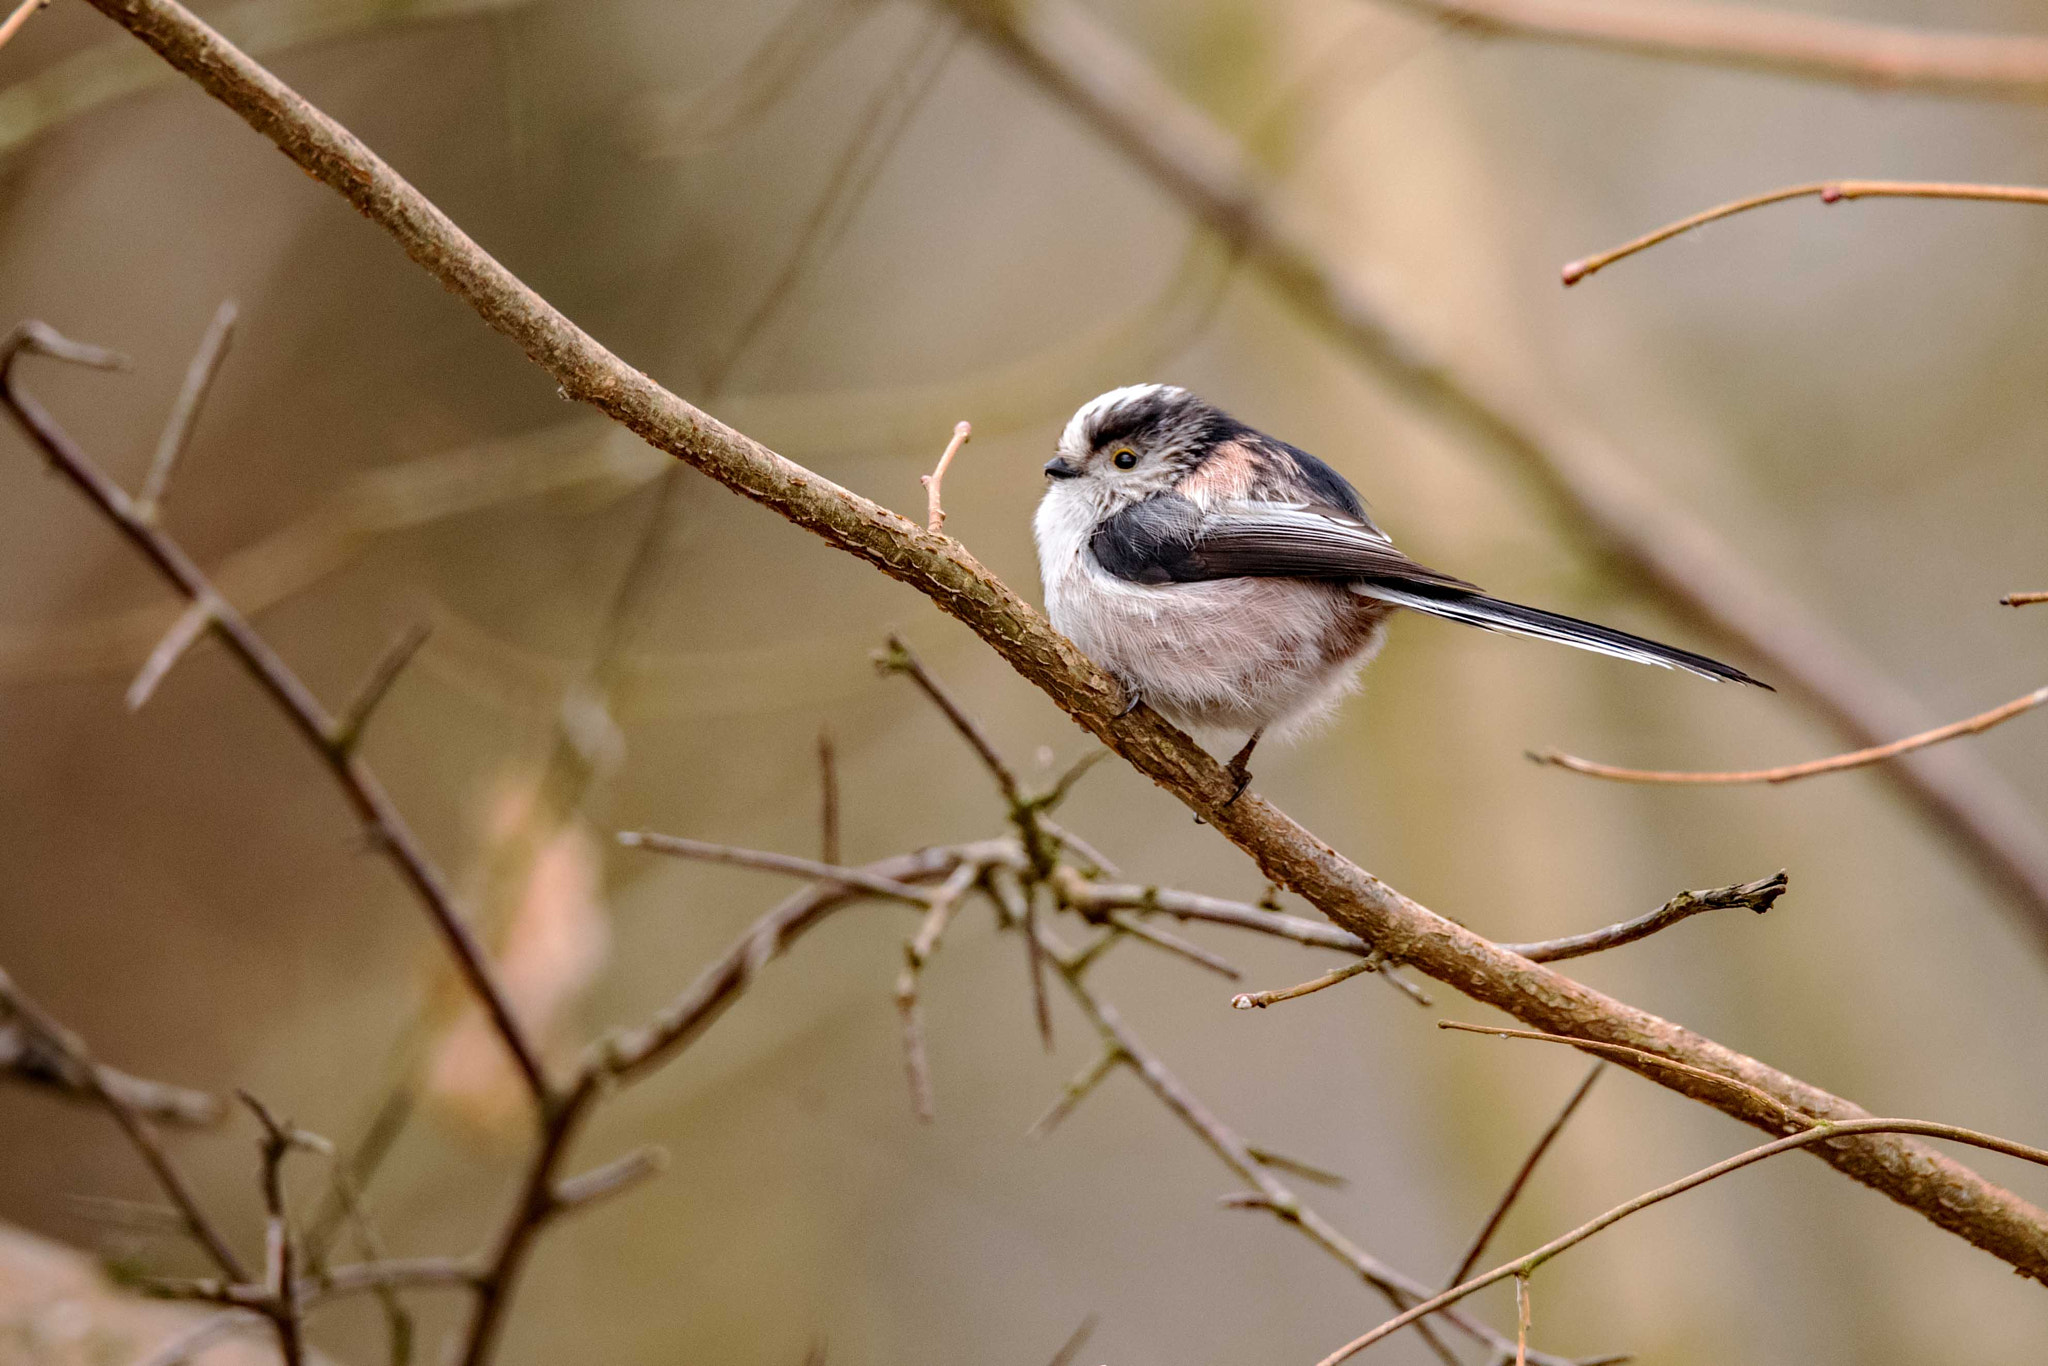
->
[1359, 583, 1770, 688]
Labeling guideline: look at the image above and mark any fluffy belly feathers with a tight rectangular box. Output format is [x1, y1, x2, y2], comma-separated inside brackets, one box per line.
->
[1046, 569, 1388, 735]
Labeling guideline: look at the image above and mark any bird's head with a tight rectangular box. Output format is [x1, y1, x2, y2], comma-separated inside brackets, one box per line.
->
[1042, 384, 1238, 512]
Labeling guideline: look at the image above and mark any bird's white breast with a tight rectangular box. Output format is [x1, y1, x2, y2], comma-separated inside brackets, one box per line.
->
[1033, 487, 1386, 737]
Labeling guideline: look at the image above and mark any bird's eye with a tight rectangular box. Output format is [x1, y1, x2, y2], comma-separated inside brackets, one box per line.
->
[1111, 449, 1138, 470]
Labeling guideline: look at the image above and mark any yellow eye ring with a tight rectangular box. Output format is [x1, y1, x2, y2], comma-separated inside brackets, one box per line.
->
[1111, 449, 1138, 470]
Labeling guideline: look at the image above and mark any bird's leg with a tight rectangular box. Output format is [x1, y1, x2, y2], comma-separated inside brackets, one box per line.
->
[1223, 728, 1263, 805]
[1112, 674, 1144, 718]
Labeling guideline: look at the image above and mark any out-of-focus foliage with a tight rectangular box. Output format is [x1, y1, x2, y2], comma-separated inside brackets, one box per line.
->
[2, 1, 2047, 1363]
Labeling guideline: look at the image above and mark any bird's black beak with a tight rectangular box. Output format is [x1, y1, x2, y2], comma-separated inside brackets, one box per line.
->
[1043, 456, 1080, 480]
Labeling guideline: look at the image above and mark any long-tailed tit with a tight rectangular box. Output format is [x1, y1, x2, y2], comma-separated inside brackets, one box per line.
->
[1034, 384, 1768, 797]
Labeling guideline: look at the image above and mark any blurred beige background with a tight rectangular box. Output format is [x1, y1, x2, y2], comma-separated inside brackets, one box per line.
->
[4, 1, 2048, 1363]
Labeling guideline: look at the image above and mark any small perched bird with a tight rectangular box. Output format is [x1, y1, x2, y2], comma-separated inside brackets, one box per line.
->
[1034, 384, 1767, 797]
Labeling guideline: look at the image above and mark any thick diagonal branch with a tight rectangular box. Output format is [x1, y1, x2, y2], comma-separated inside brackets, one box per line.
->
[74, 0, 2048, 1284]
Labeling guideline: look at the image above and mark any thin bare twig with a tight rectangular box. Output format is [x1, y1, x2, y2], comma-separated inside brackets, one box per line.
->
[1447, 1063, 1605, 1287]
[1515, 1276, 1530, 1366]
[1565, 181, 2048, 284]
[458, 1071, 599, 1366]
[1315, 1117, 2048, 1366]
[80, 0, 2048, 1279]
[1026, 1044, 1122, 1140]
[1076, 867, 1772, 972]
[922, 419, 971, 533]
[1, 321, 552, 1107]
[0, 1016, 219, 1125]
[1038, 815, 1117, 876]
[896, 861, 982, 1120]
[874, 635, 1020, 803]
[1022, 883, 1055, 1050]
[617, 830, 939, 903]
[1533, 688, 2048, 785]
[1060, 874, 1367, 954]
[0, 0, 48, 56]
[1439, 1022, 1806, 1126]
[818, 727, 840, 865]
[126, 595, 214, 710]
[314, 1134, 415, 1366]
[1045, 1312, 1099, 1366]
[2003, 591, 2048, 608]
[137, 298, 236, 521]
[1379, 0, 2048, 101]
[1246, 1146, 1349, 1189]
[0, 968, 246, 1281]
[1231, 957, 1377, 1009]
[239, 1092, 318, 1366]
[1498, 872, 1786, 962]
[553, 1146, 668, 1211]
[329, 621, 432, 755]
[1104, 909, 1240, 980]
[602, 843, 1010, 1082]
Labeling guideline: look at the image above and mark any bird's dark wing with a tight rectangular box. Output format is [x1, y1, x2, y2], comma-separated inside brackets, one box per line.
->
[1088, 495, 1768, 687]
[1088, 492, 1206, 585]
[1089, 495, 1474, 589]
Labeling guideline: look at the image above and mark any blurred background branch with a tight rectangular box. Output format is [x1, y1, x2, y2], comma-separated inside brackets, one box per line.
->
[1373, 0, 2048, 100]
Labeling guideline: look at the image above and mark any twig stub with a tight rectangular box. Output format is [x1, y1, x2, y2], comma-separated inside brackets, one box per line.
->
[921, 419, 971, 534]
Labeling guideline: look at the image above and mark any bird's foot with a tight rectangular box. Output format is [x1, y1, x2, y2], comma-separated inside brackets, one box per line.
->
[1220, 729, 1264, 808]
[1112, 677, 1144, 718]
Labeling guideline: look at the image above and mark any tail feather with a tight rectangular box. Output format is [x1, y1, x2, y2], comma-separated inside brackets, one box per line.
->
[1359, 584, 1770, 689]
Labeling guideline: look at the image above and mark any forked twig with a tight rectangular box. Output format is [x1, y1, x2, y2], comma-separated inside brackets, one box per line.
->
[921, 419, 972, 533]
[1564, 180, 2048, 284]
[1532, 687, 2048, 785]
